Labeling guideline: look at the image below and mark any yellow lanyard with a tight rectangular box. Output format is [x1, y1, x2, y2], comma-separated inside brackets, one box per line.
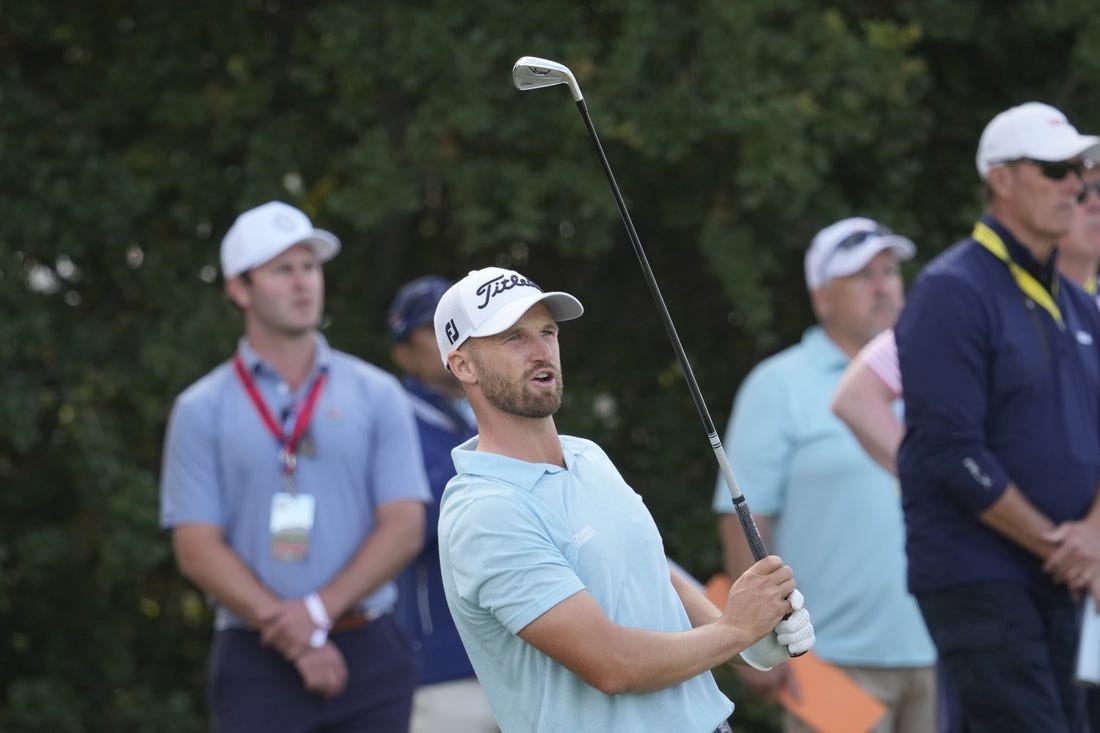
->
[972, 221, 1062, 326]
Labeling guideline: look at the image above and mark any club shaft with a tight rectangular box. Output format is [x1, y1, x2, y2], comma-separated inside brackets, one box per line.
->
[574, 99, 769, 562]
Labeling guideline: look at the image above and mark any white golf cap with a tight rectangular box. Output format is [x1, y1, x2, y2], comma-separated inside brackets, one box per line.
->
[804, 217, 916, 290]
[976, 102, 1100, 180]
[220, 201, 341, 278]
[433, 267, 584, 367]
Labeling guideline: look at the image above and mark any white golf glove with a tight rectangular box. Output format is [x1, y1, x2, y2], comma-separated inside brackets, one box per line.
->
[739, 590, 815, 671]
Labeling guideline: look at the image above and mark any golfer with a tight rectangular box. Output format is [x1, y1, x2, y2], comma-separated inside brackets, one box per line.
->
[432, 266, 815, 733]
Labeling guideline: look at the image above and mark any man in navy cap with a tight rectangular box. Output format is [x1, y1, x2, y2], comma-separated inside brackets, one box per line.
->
[387, 276, 497, 733]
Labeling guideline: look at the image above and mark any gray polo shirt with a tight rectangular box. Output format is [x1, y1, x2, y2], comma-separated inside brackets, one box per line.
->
[160, 334, 429, 629]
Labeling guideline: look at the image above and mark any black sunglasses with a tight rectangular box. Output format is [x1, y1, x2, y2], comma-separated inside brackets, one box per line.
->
[817, 226, 894, 285]
[832, 226, 895, 252]
[1079, 180, 1100, 203]
[1002, 158, 1086, 181]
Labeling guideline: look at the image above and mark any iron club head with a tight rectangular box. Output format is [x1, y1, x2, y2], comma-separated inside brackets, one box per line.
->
[512, 56, 583, 102]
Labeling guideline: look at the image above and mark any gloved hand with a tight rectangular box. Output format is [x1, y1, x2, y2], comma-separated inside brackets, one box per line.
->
[777, 590, 815, 656]
[739, 590, 815, 671]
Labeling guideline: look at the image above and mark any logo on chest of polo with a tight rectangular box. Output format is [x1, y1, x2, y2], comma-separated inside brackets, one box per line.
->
[573, 524, 597, 547]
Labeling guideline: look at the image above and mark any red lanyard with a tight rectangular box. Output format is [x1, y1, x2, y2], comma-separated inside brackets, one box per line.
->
[233, 353, 328, 480]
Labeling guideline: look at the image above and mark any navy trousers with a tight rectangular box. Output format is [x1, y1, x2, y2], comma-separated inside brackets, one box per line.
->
[208, 614, 416, 733]
[918, 582, 1084, 733]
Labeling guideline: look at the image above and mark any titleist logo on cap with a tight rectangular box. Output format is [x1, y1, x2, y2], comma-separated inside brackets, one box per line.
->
[474, 272, 542, 309]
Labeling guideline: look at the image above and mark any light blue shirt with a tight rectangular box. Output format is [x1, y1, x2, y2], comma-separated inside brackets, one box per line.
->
[160, 334, 430, 629]
[440, 435, 733, 733]
[712, 326, 934, 667]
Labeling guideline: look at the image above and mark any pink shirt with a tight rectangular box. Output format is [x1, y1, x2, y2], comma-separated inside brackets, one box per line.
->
[859, 328, 902, 397]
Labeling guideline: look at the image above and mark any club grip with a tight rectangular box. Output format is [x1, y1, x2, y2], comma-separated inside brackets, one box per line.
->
[734, 501, 768, 561]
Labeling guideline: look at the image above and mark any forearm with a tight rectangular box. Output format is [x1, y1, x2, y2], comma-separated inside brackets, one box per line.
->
[831, 361, 902, 475]
[520, 590, 755, 695]
[668, 572, 759, 670]
[978, 483, 1057, 560]
[606, 620, 755, 693]
[172, 524, 281, 628]
[316, 499, 425, 617]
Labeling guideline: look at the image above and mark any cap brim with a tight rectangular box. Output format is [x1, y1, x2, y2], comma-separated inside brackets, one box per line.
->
[1027, 136, 1100, 163]
[824, 235, 916, 284]
[469, 291, 584, 338]
[1081, 141, 1100, 165]
[299, 228, 341, 262]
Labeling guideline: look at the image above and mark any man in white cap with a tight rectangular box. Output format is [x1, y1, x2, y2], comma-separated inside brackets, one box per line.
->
[896, 102, 1100, 730]
[432, 266, 815, 733]
[160, 201, 430, 732]
[712, 218, 936, 732]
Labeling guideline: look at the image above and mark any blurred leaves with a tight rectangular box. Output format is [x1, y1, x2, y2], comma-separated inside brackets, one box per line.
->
[3, 0, 1100, 729]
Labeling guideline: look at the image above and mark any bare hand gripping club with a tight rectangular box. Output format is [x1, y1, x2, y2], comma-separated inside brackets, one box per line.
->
[511, 56, 769, 564]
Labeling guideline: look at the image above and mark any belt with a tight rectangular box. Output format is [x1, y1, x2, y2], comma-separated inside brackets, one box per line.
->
[330, 607, 387, 635]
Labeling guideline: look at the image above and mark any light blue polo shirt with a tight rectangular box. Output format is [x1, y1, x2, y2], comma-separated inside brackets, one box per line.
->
[712, 326, 934, 667]
[439, 435, 733, 733]
[160, 334, 430, 629]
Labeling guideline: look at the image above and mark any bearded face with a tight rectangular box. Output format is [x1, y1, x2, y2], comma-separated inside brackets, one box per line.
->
[467, 343, 563, 418]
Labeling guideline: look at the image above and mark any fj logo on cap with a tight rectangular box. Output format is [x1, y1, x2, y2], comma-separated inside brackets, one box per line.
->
[445, 318, 459, 345]
[474, 273, 541, 310]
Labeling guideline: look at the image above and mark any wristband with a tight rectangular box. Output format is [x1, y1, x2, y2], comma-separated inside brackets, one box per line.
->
[309, 627, 329, 649]
[304, 592, 331, 648]
[304, 592, 332, 629]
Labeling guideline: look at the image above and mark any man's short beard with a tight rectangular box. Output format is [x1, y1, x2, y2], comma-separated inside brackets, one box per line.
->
[469, 348, 562, 418]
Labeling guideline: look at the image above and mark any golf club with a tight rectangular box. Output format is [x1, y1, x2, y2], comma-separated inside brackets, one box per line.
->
[511, 56, 769, 564]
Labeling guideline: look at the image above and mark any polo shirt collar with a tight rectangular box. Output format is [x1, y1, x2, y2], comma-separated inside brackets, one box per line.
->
[801, 324, 849, 372]
[452, 435, 571, 492]
[981, 214, 1059, 291]
[236, 333, 333, 379]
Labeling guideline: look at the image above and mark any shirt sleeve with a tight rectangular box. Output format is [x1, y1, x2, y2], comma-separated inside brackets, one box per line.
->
[712, 363, 791, 516]
[896, 269, 1011, 512]
[159, 393, 223, 528]
[367, 373, 432, 506]
[445, 490, 585, 635]
[859, 328, 902, 397]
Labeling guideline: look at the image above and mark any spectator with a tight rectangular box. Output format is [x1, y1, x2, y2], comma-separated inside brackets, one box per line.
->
[713, 218, 937, 732]
[831, 137, 1100, 733]
[832, 159, 1100, 478]
[434, 266, 814, 732]
[160, 200, 430, 732]
[896, 102, 1100, 731]
[386, 275, 497, 733]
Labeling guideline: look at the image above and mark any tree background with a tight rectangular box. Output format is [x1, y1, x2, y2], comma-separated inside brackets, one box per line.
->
[3, 1, 1100, 730]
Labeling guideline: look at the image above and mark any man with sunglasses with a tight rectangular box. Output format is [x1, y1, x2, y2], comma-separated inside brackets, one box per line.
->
[895, 102, 1100, 731]
[713, 218, 937, 732]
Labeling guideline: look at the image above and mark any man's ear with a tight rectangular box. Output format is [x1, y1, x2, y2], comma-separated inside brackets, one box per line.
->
[986, 165, 1013, 200]
[808, 285, 829, 321]
[448, 348, 478, 385]
[391, 342, 414, 373]
[224, 276, 250, 309]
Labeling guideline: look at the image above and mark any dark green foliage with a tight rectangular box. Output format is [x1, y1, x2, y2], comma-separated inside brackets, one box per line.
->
[3, 1, 1099, 729]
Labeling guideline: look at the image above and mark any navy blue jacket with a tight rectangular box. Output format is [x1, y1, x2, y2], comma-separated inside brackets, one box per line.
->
[393, 378, 478, 685]
[896, 215, 1100, 594]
